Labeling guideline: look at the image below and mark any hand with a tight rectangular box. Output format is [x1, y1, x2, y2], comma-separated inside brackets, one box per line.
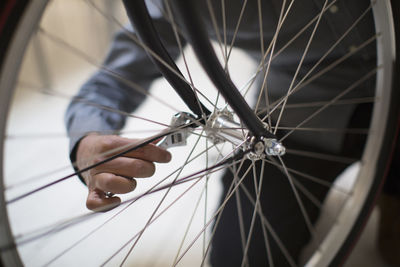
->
[76, 134, 172, 211]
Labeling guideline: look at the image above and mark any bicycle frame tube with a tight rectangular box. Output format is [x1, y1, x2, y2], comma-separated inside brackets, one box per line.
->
[123, 0, 274, 139]
[122, 0, 210, 119]
[171, 0, 274, 139]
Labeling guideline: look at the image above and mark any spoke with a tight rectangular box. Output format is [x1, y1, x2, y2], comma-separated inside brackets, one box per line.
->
[277, 97, 377, 109]
[259, 34, 378, 121]
[289, 2, 374, 95]
[164, 0, 208, 118]
[85, 0, 217, 109]
[6, 123, 199, 191]
[176, 159, 254, 266]
[239, 0, 294, 100]
[271, 0, 338, 60]
[107, 140, 248, 265]
[225, 0, 248, 62]
[266, 155, 351, 237]
[38, 27, 182, 112]
[19, 85, 172, 139]
[200, 153, 250, 266]
[178, 144, 251, 266]
[265, 158, 324, 210]
[5, 165, 71, 191]
[7, 151, 244, 256]
[6, 112, 203, 196]
[42, 143, 215, 266]
[12, 143, 218, 252]
[222, 0, 295, 116]
[164, 0, 193, 87]
[272, 126, 369, 134]
[172, 180, 207, 266]
[148, 0, 228, 112]
[254, 0, 289, 113]
[202, 139, 210, 257]
[262, 210, 274, 267]
[221, 0, 228, 70]
[208, 145, 249, 264]
[233, 164, 248, 266]
[260, 2, 374, 120]
[6, 130, 176, 204]
[222, 0, 294, 113]
[254, 0, 292, 129]
[22, 85, 171, 127]
[6, 155, 263, 265]
[238, 182, 297, 267]
[101, 156, 246, 267]
[205, 0, 226, 65]
[239, 0, 336, 99]
[104, 177, 205, 267]
[262, 158, 350, 194]
[6, 128, 166, 140]
[200, 0, 225, 101]
[285, 149, 357, 164]
[241, 161, 265, 267]
[6, 111, 209, 205]
[199, 156, 247, 267]
[187, 130, 210, 139]
[172, 139, 223, 265]
[7, 143, 138, 191]
[257, 0, 265, 60]
[117, 131, 207, 266]
[277, 156, 315, 237]
[273, 0, 330, 135]
[254, 161, 275, 267]
[292, 178, 322, 209]
[279, 67, 378, 141]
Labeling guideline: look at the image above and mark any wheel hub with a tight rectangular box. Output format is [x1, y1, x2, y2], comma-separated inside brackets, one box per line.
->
[205, 109, 286, 159]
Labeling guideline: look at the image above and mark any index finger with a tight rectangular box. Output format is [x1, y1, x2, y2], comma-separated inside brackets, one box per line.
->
[102, 135, 172, 163]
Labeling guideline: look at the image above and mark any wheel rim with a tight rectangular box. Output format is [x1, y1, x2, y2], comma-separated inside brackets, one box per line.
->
[0, 0, 396, 266]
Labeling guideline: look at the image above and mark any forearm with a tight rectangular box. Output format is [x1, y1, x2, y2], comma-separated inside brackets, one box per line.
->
[65, 71, 149, 155]
[65, 14, 185, 166]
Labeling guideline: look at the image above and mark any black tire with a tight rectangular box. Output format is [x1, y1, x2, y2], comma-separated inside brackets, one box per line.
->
[0, 1, 398, 266]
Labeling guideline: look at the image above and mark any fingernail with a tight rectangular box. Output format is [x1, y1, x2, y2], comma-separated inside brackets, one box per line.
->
[166, 152, 172, 162]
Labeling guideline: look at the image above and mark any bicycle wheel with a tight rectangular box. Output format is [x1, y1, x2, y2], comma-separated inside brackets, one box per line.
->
[0, 0, 398, 266]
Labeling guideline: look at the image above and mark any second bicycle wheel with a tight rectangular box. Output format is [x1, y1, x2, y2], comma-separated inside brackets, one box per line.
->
[0, 0, 398, 266]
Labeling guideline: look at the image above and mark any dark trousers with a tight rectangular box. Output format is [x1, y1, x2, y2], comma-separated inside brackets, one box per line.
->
[205, 0, 390, 264]
[210, 104, 372, 266]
